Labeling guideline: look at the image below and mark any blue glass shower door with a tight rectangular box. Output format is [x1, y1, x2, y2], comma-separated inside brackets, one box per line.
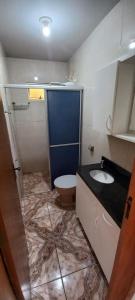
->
[47, 90, 81, 186]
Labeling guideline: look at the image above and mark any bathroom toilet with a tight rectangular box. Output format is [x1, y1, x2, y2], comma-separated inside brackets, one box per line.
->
[54, 175, 77, 209]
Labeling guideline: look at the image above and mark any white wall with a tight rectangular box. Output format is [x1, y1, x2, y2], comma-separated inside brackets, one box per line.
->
[0, 44, 21, 172]
[0, 43, 8, 86]
[7, 57, 68, 83]
[5, 87, 49, 174]
[13, 99, 49, 174]
[69, 1, 135, 172]
[6, 57, 68, 173]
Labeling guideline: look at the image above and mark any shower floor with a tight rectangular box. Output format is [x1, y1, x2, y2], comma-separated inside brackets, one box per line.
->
[21, 172, 107, 300]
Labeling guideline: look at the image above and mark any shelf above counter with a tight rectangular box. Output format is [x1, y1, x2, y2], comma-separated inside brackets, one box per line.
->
[113, 133, 135, 143]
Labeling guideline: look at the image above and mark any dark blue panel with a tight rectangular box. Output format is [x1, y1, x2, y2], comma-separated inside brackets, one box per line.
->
[47, 90, 80, 145]
[50, 145, 79, 186]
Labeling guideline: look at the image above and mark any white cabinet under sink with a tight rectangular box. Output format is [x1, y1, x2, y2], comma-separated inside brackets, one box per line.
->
[76, 174, 120, 282]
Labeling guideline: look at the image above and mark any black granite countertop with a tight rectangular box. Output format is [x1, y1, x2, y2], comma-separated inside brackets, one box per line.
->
[77, 157, 131, 228]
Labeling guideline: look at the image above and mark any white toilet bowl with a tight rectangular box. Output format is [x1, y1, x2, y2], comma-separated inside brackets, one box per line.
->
[54, 175, 77, 209]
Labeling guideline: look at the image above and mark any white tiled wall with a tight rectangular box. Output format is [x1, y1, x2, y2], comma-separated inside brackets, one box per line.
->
[6, 58, 68, 173]
[6, 57, 68, 84]
[13, 100, 49, 173]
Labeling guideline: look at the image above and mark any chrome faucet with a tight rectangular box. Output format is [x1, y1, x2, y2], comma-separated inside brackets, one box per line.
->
[100, 159, 104, 169]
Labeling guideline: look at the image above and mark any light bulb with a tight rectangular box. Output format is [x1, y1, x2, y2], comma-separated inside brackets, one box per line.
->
[34, 76, 38, 81]
[128, 41, 135, 50]
[42, 25, 50, 37]
[39, 16, 52, 38]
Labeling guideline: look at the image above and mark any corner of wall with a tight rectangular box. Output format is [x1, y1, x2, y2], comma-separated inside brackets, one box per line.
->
[0, 42, 8, 86]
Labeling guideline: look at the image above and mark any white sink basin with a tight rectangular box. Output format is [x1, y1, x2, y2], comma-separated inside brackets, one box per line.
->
[90, 170, 114, 184]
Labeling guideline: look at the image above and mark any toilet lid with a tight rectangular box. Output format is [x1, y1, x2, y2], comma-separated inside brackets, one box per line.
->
[54, 175, 77, 189]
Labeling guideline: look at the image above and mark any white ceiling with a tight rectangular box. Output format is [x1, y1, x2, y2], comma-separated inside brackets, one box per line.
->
[0, 0, 119, 62]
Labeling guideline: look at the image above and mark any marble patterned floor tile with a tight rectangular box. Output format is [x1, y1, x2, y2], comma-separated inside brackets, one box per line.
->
[22, 173, 107, 297]
[31, 215, 52, 231]
[29, 238, 61, 288]
[26, 231, 45, 257]
[47, 198, 66, 215]
[27, 208, 95, 278]
[33, 203, 50, 219]
[25, 218, 61, 287]
[31, 181, 51, 194]
[49, 211, 96, 277]
[21, 193, 49, 215]
[23, 172, 44, 195]
[26, 215, 53, 240]
[50, 210, 81, 236]
[56, 238, 95, 278]
[44, 190, 59, 204]
[63, 266, 107, 300]
[31, 279, 66, 300]
[49, 211, 66, 230]
[21, 193, 41, 212]
[22, 195, 52, 228]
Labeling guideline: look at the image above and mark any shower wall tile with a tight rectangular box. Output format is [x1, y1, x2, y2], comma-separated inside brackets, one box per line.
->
[7, 57, 68, 84]
[16, 123, 47, 146]
[15, 120, 49, 173]
[15, 110, 29, 123]
[9, 89, 28, 106]
[8, 88, 49, 173]
[18, 144, 48, 173]
[6, 57, 68, 174]
[14, 101, 46, 123]
[30, 102, 47, 122]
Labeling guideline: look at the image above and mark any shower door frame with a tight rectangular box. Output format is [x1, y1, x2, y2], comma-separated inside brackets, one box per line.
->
[2, 87, 23, 198]
[1, 84, 83, 190]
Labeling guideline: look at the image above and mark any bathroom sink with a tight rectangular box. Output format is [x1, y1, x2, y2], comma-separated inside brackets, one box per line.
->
[89, 170, 114, 184]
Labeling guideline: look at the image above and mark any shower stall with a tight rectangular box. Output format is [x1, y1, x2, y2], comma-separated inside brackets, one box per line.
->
[2, 84, 83, 194]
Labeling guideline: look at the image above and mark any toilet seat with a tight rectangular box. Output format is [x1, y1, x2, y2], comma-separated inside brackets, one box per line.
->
[54, 175, 77, 189]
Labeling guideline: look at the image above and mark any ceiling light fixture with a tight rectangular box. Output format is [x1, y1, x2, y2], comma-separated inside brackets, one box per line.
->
[128, 40, 135, 50]
[39, 16, 52, 37]
[34, 76, 38, 81]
